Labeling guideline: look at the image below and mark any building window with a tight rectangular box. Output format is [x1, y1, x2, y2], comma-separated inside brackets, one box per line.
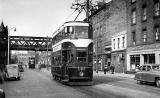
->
[142, 4, 147, 21]
[132, 9, 136, 25]
[142, 28, 147, 43]
[143, 54, 155, 64]
[154, 0, 160, 16]
[131, 0, 136, 3]
[132, 31, 136, 45]
[122, 37, 125, 48]
[118, 38, 120, 49]
[155, 25, 160, 41]
[130, 55, 140, 71]
[113, 39, 115, 49]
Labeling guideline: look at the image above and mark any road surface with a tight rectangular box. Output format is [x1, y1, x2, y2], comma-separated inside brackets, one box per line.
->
[1, 69, 160, 98]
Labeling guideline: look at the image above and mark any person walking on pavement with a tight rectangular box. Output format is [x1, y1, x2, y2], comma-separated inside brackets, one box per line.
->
[110, 64, 115, 74]
[104, 65, 108, 74]
[38, 63, 42, 71]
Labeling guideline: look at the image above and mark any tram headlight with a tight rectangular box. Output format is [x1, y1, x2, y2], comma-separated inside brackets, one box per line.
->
[79, 71, 84, 77]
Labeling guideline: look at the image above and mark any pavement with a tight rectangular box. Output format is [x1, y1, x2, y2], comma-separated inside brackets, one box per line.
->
[93, 71, 135, 79]
[39, 68, 135, 79]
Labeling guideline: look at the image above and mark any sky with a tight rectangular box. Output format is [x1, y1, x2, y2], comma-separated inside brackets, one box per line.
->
[0, 0, 86, 37]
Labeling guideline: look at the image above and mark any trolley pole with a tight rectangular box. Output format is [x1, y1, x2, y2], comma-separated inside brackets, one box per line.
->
[96, 38, 98, 73]
[86, 0, 89, 23]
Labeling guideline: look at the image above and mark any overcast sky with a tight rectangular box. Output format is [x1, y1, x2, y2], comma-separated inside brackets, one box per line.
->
[0, 0, 86, 37]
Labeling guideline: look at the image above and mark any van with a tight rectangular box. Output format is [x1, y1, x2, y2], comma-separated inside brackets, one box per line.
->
[5, 64, 21, 80]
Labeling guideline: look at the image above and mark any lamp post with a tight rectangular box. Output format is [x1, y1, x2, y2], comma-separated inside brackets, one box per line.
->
[46, 36, 49, 70]
[8, 27, 16, 65]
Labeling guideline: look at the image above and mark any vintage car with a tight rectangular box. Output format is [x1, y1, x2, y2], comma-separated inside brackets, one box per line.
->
[134, 64, 160, 87]
[5, 64, 21, 80]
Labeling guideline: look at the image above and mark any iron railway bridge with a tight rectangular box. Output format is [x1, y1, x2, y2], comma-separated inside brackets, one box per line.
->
[9, 36, 52, 51]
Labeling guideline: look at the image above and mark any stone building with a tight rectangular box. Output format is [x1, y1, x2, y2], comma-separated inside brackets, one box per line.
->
[90, 0, 127, 72]
[107, 0, 127, 73]
[0, 22, 8, 66]
[111, 30, 127, 73]
[90, 4, 107, 71]
[126, 0, 160, 72]
[14, 52, 28, 65]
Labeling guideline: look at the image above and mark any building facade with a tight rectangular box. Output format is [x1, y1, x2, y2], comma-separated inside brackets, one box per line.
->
[90, 0, 127, 72]
[126, 0, 160, 72]
[111, 30, 127, 73]
[91, 5, 107, 71]
[0, 22, 8, 67]
[14, 52, 28, 65]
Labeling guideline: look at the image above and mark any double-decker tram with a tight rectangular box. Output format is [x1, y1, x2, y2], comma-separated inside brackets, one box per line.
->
[51, 21, 93, 85]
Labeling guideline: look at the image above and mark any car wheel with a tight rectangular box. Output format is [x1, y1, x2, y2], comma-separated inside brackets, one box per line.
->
[17, 77, 20, 80]
[156, 78, 160, 88]
[137, 80, 143, 84]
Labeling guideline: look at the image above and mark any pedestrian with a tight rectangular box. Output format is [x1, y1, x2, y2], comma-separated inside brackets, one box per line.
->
[25, 64, 27, 68]
[110, 64, 115, 74]
[38, 64, 41, 71]
[104, 65, 107, 74]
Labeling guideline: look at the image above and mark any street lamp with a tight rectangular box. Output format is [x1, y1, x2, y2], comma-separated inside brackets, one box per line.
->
[46, 36, 49, 70]
[8, 27, 16, 65]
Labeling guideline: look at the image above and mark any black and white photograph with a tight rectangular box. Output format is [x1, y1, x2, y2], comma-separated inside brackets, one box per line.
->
[1, 0, 160, 98]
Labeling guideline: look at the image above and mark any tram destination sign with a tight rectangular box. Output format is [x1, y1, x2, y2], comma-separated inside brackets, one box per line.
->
[52, 44, 61, 52]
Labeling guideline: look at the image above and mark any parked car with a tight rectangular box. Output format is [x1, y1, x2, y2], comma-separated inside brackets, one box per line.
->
[134, 64, 160, 87]
[5, 64, 21, 80]
[18, 64, 24, 72]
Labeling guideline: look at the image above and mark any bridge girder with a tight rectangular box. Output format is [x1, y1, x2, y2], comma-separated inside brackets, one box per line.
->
[10, 36, 52, 51]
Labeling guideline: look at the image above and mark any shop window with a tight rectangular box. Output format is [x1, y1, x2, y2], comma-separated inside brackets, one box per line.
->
[144, 54, 155, 64]
[130, 55, 140, 71]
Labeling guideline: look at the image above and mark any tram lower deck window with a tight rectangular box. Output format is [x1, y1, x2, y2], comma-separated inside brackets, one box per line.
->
[76, 51, 87, 62]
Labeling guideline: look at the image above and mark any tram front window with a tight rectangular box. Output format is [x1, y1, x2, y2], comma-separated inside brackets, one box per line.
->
[76, 51, 87, 62]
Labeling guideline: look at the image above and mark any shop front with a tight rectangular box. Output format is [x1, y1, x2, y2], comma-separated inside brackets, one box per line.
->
[127, 49, 160, 72]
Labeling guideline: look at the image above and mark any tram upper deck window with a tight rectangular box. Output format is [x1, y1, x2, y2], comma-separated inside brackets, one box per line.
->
[76, 51, 87, 62]
[64, 26, 74, 34]
[75, 26, 88, 38]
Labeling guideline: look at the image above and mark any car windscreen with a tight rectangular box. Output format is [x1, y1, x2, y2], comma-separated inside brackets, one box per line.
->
[152, 65, 160, 71]
[7, 66, 17, 69]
